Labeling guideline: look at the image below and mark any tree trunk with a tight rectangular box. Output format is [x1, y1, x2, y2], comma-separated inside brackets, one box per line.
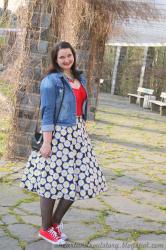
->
[114, 46, 128, 95]
[3, 0, 9, 22]
[111, 46, 121, 95]
[64, 0, 110, 120]
[139, 46, 149, 88]
[143, 47, 156, 88]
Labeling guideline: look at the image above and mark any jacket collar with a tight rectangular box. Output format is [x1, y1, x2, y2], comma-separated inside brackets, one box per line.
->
[55, 71, 86, 85]
[55, 72, 64, 78]
[52, 71, 88, 98]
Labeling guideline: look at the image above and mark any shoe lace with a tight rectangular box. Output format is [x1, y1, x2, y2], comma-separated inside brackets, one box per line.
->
[54, 223, 63, 236]
[48, 227, 58, 239]
[59, 223, 63, 231]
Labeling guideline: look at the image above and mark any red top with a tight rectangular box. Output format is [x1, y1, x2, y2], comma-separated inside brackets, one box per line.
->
[68, 79, 87, 116]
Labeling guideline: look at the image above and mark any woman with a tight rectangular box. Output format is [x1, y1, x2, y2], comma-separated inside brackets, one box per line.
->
[20, 41, 107, 245]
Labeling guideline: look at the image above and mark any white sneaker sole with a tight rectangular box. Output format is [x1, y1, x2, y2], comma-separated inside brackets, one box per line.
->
[38, 233, 65, 245]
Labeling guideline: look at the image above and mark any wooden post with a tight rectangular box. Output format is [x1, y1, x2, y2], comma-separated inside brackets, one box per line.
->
[160, 106, 166, 116]
[111, 46, 121, 95]
[139, 46, 148, 87]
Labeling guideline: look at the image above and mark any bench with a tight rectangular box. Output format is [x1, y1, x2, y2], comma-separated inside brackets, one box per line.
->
[128, 87, 154, 107]
[149, 92, 166, 116]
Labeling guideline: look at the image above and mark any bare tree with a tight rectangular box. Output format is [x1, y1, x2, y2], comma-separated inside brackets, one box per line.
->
[69, 0, 158, 119]
[86, 0, 157, 20]
[3, 0, 9, 12]
[1, 0, 9, 24]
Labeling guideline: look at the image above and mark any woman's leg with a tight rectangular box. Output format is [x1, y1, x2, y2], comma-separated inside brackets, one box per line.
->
[40, 196, 55, 230]
[52, 198, 74, 224]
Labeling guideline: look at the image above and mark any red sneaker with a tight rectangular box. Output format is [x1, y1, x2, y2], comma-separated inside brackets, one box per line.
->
[38, 226, 65, 245]
[53, 223, 68, 240]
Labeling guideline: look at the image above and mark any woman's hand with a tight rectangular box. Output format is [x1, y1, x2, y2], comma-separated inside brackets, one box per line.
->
[40, 141, 52, 158]
[40, 131, 53, 158]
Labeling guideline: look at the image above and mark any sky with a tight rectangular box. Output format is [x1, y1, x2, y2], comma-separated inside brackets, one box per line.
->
[0, 0, 23, 11]
[108, 0, 166, 45]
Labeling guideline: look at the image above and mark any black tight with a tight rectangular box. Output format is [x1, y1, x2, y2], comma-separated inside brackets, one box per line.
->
[40, 196, 73, 230]
[52, 198, 73, 225]
[40, 197, 55, 230]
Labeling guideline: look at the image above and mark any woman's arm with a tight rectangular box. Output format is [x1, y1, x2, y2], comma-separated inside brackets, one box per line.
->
[39, 75, 56, 158]
[40, 131, 52, 158]
[43, 131, 52, 143]
[40, 76, 57, 132]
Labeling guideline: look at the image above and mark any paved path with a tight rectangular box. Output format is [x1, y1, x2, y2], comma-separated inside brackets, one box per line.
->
[0, 94, 166, 250]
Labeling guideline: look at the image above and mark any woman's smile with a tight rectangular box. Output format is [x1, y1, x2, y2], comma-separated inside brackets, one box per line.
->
[57, 48, 74, 70]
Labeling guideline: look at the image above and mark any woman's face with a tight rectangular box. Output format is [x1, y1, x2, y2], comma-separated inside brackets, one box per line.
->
[57, 48, 74, 71]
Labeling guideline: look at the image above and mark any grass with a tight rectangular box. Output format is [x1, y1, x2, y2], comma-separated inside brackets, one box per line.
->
[157, 206, 166, 211]
[0, 122, 10, 158]
[0, 37, 6, 46]
[19, 241, 27, 250]
[0, 81, 14, 158]
[85, 209, 111, 245]
[112, 168, 124, 177]
[0, 81, 14, 98]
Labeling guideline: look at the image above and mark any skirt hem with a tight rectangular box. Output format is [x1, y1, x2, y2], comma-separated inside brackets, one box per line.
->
[20, 185, 108, 201]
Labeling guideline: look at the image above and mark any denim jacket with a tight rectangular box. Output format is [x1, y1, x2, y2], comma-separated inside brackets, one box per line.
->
[40, 72, 88, 132]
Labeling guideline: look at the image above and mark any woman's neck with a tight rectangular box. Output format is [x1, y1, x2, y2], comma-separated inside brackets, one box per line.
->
[63, 70, 74, 80]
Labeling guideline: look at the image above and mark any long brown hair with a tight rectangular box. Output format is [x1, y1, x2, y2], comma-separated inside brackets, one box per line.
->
[46, 41, 82, 80]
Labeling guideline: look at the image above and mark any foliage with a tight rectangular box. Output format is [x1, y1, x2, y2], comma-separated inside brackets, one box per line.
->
[0, 81, 13, 158]
[0, 118, 10, 158]
[101, 45, 116, 92]
[0, 80, 14, 97]
[102, 46, 166, 97]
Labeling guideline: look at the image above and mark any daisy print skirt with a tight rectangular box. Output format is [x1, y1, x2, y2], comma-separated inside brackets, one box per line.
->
[20, 117, 108, 201]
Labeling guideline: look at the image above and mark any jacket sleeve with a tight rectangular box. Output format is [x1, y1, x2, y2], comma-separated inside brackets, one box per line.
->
[40, 75, 57, 132]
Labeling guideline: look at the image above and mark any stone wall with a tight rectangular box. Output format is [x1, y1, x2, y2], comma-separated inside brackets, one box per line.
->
[9, 0, 60, 159]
